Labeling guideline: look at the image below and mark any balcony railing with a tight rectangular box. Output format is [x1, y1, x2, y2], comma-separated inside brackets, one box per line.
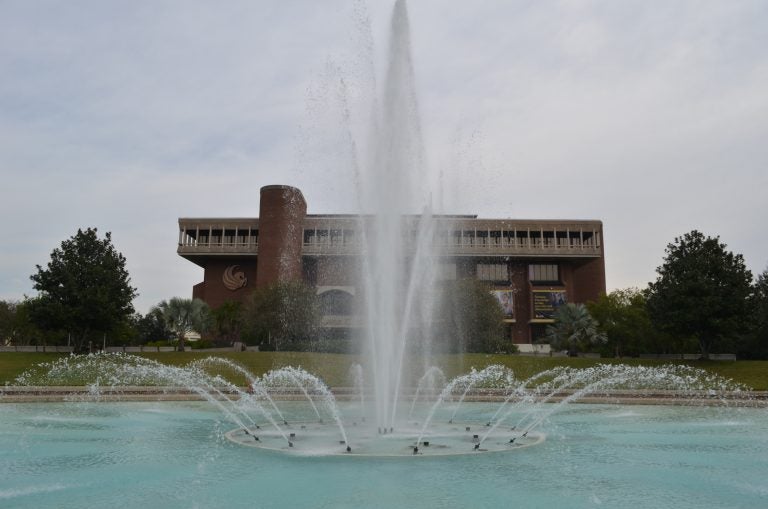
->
[178, 218, 259, 256]
[178, 217, 603, 258]
[301, 239, 601, 257]
[177, 241, 258, 255]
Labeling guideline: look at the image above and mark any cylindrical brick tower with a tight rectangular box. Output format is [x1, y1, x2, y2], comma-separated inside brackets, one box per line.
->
[256, 185, 307, 288]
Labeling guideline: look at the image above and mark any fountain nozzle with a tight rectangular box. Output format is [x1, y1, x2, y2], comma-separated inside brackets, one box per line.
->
[346, 446, 352, 453]
[413, 446, 419, 455]
[474, 443, 480, 450]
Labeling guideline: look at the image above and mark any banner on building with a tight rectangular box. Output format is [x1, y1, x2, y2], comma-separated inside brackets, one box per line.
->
[532, 290, 567, 320]
[491, 290, 515, 318]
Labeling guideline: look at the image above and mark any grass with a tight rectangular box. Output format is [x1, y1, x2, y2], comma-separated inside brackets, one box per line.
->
[2, 352, 768, 390]
[0, 353, 68, 386]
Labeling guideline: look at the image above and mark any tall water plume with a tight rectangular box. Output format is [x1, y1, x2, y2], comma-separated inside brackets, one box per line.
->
[357, 0, 439, 430]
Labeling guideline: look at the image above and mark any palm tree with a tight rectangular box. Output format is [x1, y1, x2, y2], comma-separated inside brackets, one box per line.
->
[543, 303, 606, 356]
[156, 298, 210, 351]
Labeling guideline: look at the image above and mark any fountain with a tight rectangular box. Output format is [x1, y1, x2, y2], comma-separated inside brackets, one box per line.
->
[353, 0, 439, 434]
[3, 377, 765, 508]
[7, 352, 762, 459]
[5, 0, 767, 456]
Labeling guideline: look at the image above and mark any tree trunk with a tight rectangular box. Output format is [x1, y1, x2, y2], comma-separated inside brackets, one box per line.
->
[74, 328, 90, 353]
[699, 336, 711, 360]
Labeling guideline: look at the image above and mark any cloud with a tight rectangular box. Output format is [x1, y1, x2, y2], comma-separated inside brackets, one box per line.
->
[2, 0, 767, 312]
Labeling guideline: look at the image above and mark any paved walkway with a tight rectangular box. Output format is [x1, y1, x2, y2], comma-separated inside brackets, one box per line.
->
[2, 386, 766, 406]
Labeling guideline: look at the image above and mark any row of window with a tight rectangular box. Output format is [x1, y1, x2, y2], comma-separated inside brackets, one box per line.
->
[302, 228, 596, 247]
[436, 263, 560, 283]
[180, 228, 258, 247]
[304, 229, 356, 245]
[319, 264, 561, 316]
[528, 264, 559, 282]
[182, 226, 596, 249]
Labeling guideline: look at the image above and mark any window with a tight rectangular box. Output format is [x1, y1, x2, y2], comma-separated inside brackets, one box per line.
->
[477, 263, 508, 281]
[529, 264, 559, 282]
[319, 290, 354, 316]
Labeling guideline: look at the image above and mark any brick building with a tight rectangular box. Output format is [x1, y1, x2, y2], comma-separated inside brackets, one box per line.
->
[177, 185, 606, 345]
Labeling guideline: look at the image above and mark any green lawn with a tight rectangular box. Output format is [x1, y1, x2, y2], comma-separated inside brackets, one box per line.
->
[2, 352, 767, 390]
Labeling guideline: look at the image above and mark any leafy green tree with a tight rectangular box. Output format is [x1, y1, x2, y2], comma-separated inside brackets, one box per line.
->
[110, 310, 172, 347]
[0, 300, 44, 345]
[543, 303, 606, 356]
[29, 228, 137, 352]
[135, 308, 173, 345]
[156, 298, 210, 351]
[587, 288, 659, 357]
[646, 230, 753, 359]
[241, 282, 319, 351]
[755, 268, 768, 357]
[0, 300, 20, 345]
[434, 279, 507, 353]
[210, 300, 244, 346]
[738, 267, 768, 359]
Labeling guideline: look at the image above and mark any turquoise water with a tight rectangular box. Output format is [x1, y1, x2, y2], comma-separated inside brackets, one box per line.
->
[1, 401, 766, 508]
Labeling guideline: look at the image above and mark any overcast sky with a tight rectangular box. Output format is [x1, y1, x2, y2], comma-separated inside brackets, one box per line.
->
[1, 0, 767, 313]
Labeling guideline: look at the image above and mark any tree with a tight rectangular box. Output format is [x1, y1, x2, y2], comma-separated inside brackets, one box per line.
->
[434, 279, 507, 353]
[543, 303, 606, 356]
[29, 228, 137, 352]
[738, 267, 768, 359]
[241, 282, 319, 351]
[587, 288, 658, 357]
[646, 230, 753, 359]
[0, 300, 20, 345]
[135, 308, 174, 345]
[0, 300, 43, 346]
[111, 310, 173, 347]
[210, 300, 244, 346]
[156, 298, 210, 351]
